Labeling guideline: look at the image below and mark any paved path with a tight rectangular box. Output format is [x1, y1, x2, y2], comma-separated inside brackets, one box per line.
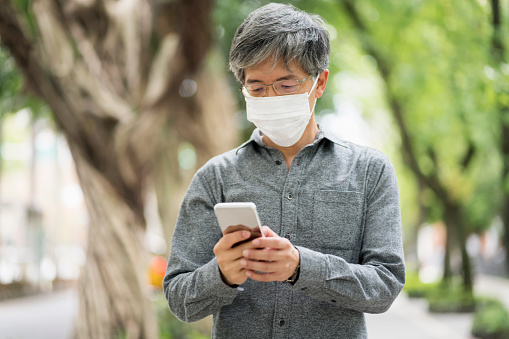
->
[367, 274, 509, 339]
[366, 293, 475, 339]
[474, 274, 509, 308]
[0, 289, 78, 339]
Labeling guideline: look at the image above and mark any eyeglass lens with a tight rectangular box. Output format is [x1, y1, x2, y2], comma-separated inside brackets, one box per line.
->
[246, 80, 300, 96]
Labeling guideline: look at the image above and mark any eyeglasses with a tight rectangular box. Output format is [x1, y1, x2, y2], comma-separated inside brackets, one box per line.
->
[241, 74, 314, 97]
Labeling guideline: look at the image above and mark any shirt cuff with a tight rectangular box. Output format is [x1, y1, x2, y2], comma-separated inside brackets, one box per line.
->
[291, 246, 328, 291]
[197, 257, 240, 300]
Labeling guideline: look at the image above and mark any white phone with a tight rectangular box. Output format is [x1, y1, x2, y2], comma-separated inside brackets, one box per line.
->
[214, 202, 265, 237]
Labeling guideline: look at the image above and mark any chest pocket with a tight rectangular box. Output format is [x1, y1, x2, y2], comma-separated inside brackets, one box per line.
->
[312, 190, 364, 250]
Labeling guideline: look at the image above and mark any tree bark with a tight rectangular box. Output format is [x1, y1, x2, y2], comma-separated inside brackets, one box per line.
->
[153, 54, 239, 250]
[490, 0, 509, 275]
[71, 145, 157, 339]
[443, 202, 473, 291]
[0, 117, 3, 201]
[0, 0, 236, 337]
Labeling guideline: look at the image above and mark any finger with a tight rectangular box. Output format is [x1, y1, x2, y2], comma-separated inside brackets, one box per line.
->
[242, 247, 276, 262]
[217, 230, 252, 250]
[241, 258, 285, 274]
[223, 224, 252, 235]
[252, 236, 289, 250]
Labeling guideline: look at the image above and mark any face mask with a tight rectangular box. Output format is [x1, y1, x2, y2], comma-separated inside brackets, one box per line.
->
[245, 76, 319, 147]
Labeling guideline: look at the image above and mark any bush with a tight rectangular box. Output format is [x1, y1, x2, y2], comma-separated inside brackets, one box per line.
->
[153, 295, 210, 339]
[403, 272, 478, 313]
[426, 283, 476, 313]
[403, 271, 439, 298]
[471, 298, 509, 339]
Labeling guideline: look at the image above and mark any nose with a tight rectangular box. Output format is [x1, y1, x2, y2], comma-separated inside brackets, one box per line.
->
[264, 85, 278, 97]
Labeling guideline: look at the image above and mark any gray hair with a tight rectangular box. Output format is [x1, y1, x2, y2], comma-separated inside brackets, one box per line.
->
[229, 3, 330, 83]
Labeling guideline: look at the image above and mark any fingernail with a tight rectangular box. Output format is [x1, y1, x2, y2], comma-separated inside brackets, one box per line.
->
[243, 250, 249, 257]
[241, 260, 247, 267]
[242, 231, 250, 238]
[253, 239, 260, 246]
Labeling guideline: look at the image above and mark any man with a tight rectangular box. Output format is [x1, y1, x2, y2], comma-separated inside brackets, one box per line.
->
[164, 3, 405, 338]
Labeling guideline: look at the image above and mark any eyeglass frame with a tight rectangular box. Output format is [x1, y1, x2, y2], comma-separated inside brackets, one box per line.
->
[241, 74, 315, 97]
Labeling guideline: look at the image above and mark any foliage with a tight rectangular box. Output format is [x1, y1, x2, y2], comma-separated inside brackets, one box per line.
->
[153, 295, 210, 339]
[0, 44, 24, 117]
[426, 281, 476, 313]
[472, 298, 509, 339]
[351, 1, 500, 230]
[215, 0, 506, 237]
[0, 43, 53, 121]
[403, 270, 439, 298]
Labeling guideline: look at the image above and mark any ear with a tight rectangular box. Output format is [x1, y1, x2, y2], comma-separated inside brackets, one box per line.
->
[314, 69, 329, 99]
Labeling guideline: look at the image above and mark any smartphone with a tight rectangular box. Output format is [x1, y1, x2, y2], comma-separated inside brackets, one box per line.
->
[214, 202, 265, 238]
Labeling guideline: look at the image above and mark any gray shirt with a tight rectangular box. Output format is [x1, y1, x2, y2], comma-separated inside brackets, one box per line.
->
[164, 128, 405, 339]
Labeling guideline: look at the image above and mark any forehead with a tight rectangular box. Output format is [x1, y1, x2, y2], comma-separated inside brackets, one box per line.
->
[244, 57, 307, 83]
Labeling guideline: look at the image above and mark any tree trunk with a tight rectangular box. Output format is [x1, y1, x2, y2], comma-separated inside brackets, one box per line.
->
[444, 202, 473, 292]
[0, 117, 3, 201]
[340, 0, 476, 287]
[0, 0, 233, 337]
[71, 145, 157, 339]
[442, 220, 453, 286]
[153, 57, 240, 252]
[490, 0, 509, 274]
[503, 185, 509, 274]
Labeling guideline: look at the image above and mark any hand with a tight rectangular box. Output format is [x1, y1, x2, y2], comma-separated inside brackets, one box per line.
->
[240, 226, 300, 282]
[213, 229, 259, 286]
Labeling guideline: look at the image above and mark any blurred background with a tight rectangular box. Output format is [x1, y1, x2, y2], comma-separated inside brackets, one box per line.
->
[0, 0, 508, 338]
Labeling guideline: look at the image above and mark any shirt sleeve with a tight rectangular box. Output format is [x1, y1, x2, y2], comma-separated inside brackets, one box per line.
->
[292, 155, 405, 314]
[163, 169, 239, 323]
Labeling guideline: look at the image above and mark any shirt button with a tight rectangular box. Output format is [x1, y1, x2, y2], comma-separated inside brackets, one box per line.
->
[278, 319, 285, 326]
[275, 160, 282, 165]
[284, 234, 291, 239]
[287, 193, 293, 200]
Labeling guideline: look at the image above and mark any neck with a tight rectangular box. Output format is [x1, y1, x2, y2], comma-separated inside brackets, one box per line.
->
[262, 115, 319, 169]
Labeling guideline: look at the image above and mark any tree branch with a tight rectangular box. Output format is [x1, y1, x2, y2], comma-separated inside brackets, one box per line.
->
[341, 0, 448, 199]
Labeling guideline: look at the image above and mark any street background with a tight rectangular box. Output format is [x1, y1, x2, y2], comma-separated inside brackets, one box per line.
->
[1, 0, 509, 337]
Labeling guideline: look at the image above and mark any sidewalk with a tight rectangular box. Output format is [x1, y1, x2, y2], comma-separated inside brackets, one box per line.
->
[367, 274, 509, 339]
[0, 289, 78, 339]
[474, 274, 509, 308]
[366, 293, 475, 339]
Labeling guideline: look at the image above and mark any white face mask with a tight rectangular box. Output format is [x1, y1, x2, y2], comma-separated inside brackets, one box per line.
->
[245, 76, 319, 147]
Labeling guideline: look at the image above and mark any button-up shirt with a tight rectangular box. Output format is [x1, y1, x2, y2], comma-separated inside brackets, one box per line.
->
[164, 128, 405, 339]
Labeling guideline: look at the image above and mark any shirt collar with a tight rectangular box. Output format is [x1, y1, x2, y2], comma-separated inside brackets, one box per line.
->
[236, 126, 347, 154]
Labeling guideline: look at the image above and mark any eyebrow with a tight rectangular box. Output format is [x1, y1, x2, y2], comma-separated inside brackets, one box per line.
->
[245, 74, 297, 84]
